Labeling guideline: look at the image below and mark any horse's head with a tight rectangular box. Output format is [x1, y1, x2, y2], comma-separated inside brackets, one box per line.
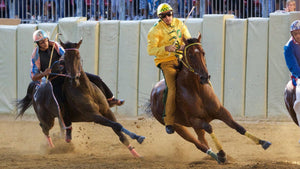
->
[182, 33, 210, 84]
[59, 39, 83, 86]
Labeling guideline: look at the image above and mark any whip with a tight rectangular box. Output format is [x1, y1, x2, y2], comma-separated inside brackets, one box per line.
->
[46, 32, 61, 81]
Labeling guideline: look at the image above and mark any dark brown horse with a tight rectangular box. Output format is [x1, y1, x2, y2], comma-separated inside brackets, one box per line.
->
[149, 34, 271, 163]
[284, 80, 299, 126]
[17, 39, 145, 157]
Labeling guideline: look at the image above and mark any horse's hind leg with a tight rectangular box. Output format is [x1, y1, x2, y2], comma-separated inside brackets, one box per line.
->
[217, 106, 271, 150]
[174, 124, 221, 163]
[189, 118, 226, 163]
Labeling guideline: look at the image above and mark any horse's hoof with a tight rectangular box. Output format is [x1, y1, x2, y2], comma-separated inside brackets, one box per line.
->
[217, 150, 226, 163]
[260, 140, 271, 150]
[137, 136, 145, 144]
[207, 150, 222, 164]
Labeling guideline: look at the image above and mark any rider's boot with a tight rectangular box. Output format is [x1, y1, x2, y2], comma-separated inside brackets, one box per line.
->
[108, 97, 125, 107]
[166, 125, 174, 134]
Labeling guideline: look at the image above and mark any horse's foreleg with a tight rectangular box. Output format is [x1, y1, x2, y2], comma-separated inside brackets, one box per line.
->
[193, 129, 208, 147]
[174, 124, 221, 163]
[93, 114, 144, 157]
[102, 110, 146, 144]
[112, 128, 141, 158]
[175, 124, 208, 152]
[189, 118, 226, 163]
[217, 106, 271, 150]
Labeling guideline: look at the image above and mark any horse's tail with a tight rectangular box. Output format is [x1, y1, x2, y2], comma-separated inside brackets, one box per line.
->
[16, 81, 36, 119]
[144, 100, 153, 117]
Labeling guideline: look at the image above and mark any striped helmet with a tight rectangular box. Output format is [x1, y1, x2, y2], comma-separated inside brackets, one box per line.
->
[157, 3, 173, 16]
[33, 29, 48, 43]
[290, 20, 300, 32]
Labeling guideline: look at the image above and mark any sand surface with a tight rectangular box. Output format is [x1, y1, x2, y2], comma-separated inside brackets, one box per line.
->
[1, 113, 300, 169]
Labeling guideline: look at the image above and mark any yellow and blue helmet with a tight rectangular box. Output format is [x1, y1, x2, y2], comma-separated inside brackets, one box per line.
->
[157, 3, 173, 16]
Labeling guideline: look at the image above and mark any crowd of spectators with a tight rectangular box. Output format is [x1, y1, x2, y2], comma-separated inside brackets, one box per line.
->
[0, 0, 298, 23]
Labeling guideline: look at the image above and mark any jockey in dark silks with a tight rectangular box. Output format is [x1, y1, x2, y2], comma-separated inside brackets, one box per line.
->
[31, 29, 125, 142]
[284, 20, 300, 126]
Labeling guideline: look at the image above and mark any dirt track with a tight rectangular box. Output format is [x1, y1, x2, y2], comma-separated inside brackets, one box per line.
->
[1, 113, 300, 169]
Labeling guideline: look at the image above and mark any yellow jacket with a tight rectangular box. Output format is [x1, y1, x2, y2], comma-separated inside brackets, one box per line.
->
[147, 18, 191, 67]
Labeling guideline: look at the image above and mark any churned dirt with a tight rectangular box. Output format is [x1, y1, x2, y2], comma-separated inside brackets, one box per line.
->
[1, 113, 300, 169]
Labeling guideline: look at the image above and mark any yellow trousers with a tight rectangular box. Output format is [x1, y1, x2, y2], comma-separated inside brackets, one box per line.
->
[160, 59, 178, 126]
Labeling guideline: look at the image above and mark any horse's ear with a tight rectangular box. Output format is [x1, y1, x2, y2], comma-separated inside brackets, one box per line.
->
[182, 35, 187, 45]
[77, 38, 83, 48]
[197, 32, 202, 42]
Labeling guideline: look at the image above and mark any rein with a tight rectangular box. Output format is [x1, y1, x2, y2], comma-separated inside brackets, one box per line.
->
[181, 42, 201, 73]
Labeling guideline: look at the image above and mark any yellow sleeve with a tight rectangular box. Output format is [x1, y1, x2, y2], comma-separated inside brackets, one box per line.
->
[147, 27, 166, 57]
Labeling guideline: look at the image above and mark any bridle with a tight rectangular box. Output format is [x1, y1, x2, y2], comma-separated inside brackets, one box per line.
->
[64, 48, 82, 79]
[180, 42, 210, 84]
[181, 42, 202, 73]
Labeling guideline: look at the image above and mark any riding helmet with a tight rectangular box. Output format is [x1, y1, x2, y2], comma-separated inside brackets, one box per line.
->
[33, 29, 49, 43]
[157, 3, 173, 16]
[290, 20, 300, 32]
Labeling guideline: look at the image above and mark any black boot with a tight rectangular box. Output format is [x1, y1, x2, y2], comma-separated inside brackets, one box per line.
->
[166, 125, 174, 134]
[108, 98, 125, 107]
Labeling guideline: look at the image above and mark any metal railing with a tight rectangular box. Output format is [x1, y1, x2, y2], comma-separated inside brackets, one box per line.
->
[0, 0, 296, 23]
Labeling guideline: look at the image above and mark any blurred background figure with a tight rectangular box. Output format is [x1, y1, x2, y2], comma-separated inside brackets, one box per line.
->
[0, 0, 9, 18]
[285, 0, 296, 12]
[139, 0, 147, 19]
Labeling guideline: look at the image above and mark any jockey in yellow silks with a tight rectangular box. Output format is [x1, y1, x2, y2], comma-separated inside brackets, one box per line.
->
[147, 3, 191, 134]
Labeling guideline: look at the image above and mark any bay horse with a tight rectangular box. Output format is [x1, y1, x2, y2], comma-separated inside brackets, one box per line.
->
[17, 39, 145, 157]
[284, 80, 299, 126]
[149, 34, 271, 163]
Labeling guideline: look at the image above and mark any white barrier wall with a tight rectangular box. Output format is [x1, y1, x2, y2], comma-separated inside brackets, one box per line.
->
[138, 19, 160, 115]
[185, 18, 203, 38]
[267, 13, 291, 118]
[118, 21, 140, 116]
[224, 19, 247, 117]
[202, 14, 234, 103]
[98, 20, 120, 113]
[0, 16, 297, 119]
[245, 18, 269, 118]
[37, 23, 58, 40]
[78, 21, 99, 74]
[58, 17, 86, 42]
[16, 24, 37, 114]
[0, 26, 17, 113]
